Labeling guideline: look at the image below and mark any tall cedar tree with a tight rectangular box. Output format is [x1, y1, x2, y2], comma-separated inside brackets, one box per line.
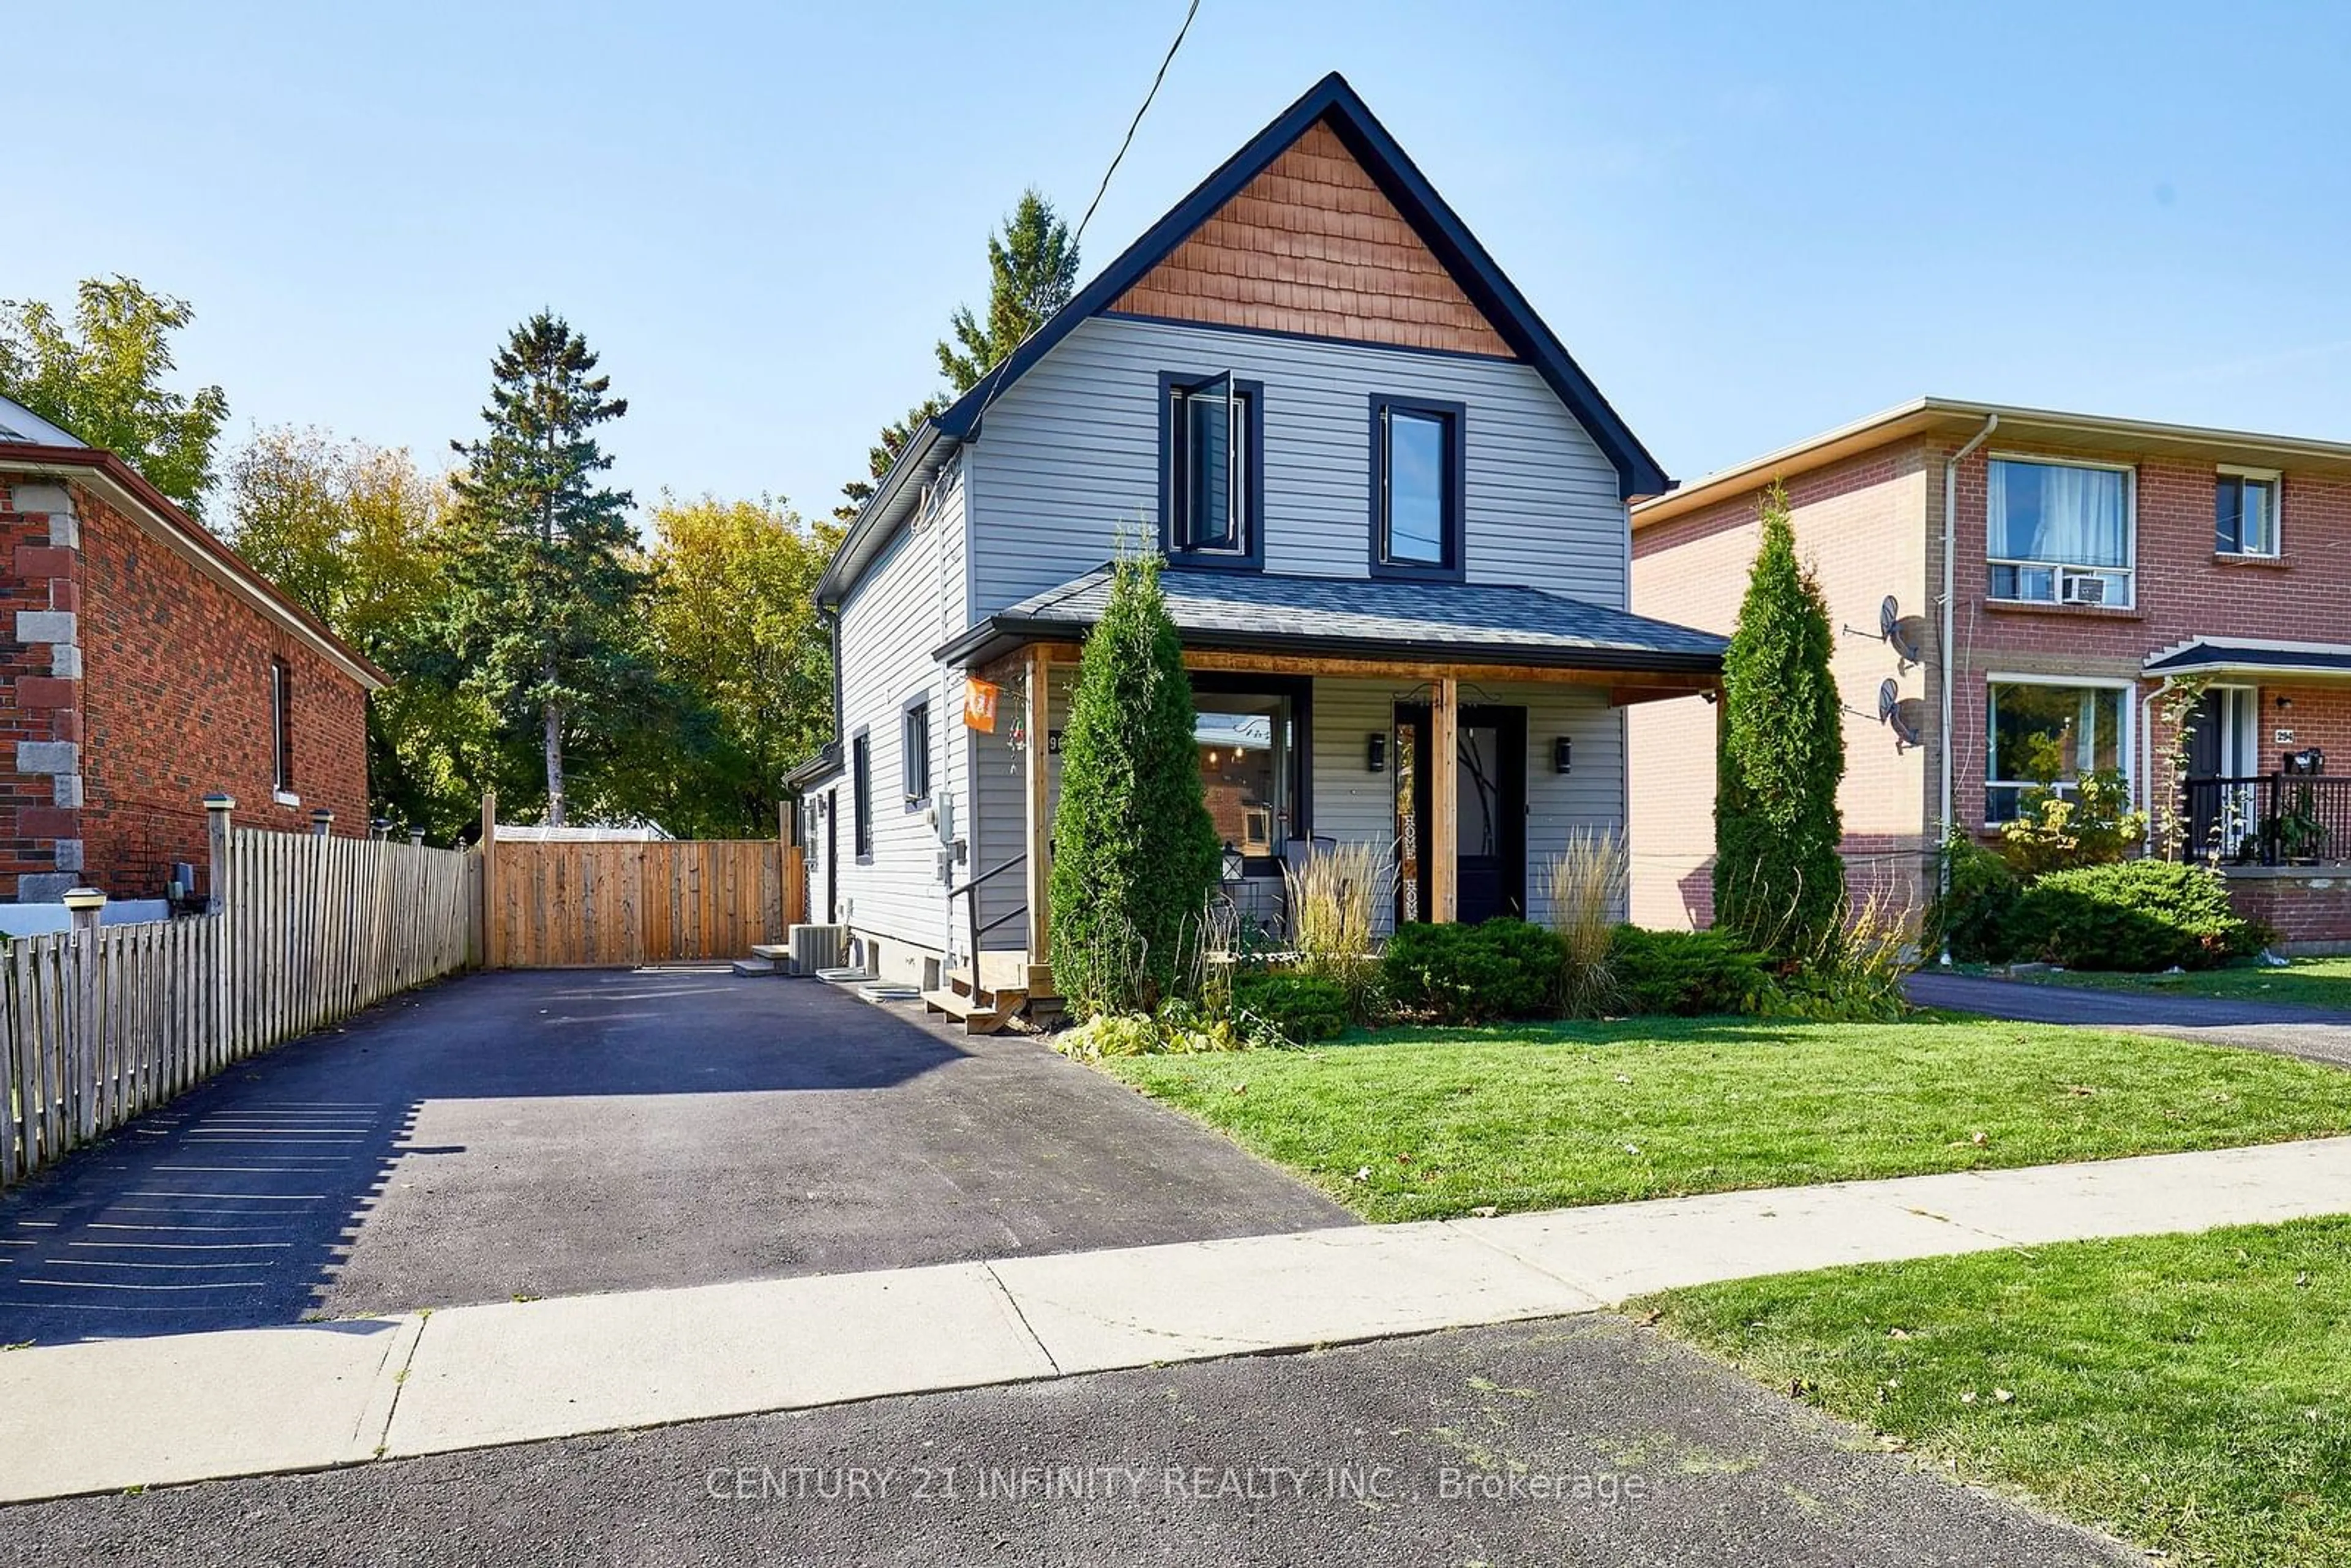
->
[446, 313, 643, 826]
[1715, 483, 1848, 954]
[1048, 551, 1220, 1015]
[0, 276, 228, 516]
[837, 190, 1078, 519]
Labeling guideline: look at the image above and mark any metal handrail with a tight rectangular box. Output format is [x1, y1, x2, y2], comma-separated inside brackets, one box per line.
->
[949, 853, 1026, 1008]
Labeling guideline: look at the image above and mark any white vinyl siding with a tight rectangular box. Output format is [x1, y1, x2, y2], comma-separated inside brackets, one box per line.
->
[833, 460, 968, 954]
[966, 315, 1627, 614]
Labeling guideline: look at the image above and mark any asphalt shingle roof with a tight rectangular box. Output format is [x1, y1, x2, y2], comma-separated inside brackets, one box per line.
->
[945, 566, 1725, 674]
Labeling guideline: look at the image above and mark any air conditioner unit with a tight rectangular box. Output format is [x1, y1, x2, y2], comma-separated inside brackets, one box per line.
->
[2061, 575, 2108, 606]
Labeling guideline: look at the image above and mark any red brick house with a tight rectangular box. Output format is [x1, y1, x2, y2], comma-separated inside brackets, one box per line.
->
[1627, 397, 2351, 951]
[0, 396, 383, 902]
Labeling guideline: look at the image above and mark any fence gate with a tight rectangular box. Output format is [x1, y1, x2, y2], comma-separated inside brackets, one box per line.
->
[484, 838, 803, 967]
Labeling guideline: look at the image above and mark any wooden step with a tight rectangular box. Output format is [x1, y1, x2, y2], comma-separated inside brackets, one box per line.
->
[920, 986, 1024, 1035]
[947, 951, 1059, 1001]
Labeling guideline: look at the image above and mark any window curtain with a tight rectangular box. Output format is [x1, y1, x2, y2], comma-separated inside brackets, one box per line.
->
[1990, 462, 2128, 567]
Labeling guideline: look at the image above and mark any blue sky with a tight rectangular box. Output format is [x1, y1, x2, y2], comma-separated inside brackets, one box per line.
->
[16, 2, 2350, 517]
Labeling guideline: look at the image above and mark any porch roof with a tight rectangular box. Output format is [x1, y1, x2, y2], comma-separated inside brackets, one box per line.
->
[936, 565, 1727, 676]
[2145, 637, 2351, 682]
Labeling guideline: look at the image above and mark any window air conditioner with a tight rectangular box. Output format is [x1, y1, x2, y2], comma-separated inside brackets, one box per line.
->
[2061, 575, 2108, 606]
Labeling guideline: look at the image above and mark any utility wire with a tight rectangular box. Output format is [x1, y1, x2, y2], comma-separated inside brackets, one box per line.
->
[1074, 0, 1201, 251]
[962, 0, 1201, 436]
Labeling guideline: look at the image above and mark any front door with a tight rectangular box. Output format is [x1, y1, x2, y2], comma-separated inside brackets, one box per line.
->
[1395, 703, 1526, 925]
[2184, 688, 2257, 857]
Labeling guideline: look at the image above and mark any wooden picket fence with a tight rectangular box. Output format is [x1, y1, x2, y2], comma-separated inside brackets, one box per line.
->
[0, 825, 479, 1191]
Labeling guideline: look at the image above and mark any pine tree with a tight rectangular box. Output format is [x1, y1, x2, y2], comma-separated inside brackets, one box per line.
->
[936, 189, 1079, 394]
[838, 190, 1079, 519]
[1715, 483, 1847, 955]
[444, 313, 643, 827]
[1048, 550, 1220, 1016]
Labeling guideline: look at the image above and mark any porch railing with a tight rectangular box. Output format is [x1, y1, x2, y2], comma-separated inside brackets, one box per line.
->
[2181, 775, 2351, 866]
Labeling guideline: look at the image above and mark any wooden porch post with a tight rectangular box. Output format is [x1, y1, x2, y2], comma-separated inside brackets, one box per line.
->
[1025, 646, 1053, 961]
[1431, 676, 1459, 923]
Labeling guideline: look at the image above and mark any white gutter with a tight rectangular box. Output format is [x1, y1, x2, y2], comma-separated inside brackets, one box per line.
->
[1936, 415, 1997, 965]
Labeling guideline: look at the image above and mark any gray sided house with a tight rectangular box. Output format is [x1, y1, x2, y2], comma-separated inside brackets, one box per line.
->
[799, 73, 1723, 1013]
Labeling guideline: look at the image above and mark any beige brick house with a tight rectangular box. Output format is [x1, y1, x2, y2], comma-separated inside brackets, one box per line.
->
[1628, 397, 2351, 951]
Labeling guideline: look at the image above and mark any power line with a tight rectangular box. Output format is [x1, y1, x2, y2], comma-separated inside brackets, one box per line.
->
[1074, 0, 1201, 251]
[962, 0, 1200, 437]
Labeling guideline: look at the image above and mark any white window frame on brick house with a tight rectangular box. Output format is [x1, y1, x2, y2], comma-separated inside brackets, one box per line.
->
[2215, 464, 2282, 558]
[1985, 454, 2137, 608]
[1983, 672, 2135, 825]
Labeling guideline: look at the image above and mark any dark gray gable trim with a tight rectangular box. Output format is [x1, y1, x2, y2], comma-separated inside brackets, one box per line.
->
[931, 73, 1671, 501]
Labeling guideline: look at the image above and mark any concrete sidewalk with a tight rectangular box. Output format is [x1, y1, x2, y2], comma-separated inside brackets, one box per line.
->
[11, 1135, 2351, 1505]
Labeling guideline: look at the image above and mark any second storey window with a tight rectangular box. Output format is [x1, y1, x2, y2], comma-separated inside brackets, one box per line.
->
[1164, 372, 1260, 563]
[1371, 395, 1464, 578]
[269, 657, 295, 797]
[2216, 469, 2281, 556]
[1987, 457, 2133, 607]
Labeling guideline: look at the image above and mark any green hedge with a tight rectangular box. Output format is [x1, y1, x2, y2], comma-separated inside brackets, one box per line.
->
[1381, 918, 1561, 1024]
[1231, 970, 1351, 1043]
[1607, 925, 1777, 1016]
[2012, 860, 2255, 972]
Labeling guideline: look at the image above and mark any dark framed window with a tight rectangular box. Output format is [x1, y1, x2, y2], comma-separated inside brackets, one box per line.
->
[2215, 470, 2280, 556]
[269, 657, 294, 794]
[1191, 672, 1312, 877]
[850, 731, 872, 857]
[1160, 370, 1264, 568]
[1370, 394, 1465, 580]
[901, 699, 931, 803]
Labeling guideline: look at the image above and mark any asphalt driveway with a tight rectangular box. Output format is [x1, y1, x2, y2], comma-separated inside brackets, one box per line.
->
[0, 970, 1350, 1344]
[1908, 970, 2351, 1070]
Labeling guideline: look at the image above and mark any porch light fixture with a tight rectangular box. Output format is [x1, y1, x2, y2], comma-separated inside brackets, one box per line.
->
[1221, 844, 1248, 882]
[2278, 695, 2295, 711]
[1366, 732, 1387, 773]
[1553, 737, 1573, 775]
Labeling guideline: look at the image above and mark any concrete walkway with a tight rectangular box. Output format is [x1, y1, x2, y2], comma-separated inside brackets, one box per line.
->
[9, 1135, 2350, 1505]
[1908, 970, 2351, 1069]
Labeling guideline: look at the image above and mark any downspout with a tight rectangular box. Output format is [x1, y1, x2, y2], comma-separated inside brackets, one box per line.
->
[1937, 415, 1998, 964]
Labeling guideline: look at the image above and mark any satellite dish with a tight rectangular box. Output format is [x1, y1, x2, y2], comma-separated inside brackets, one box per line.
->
[1880, 595, 1922, 662]
[1880, 679, 1924, 747]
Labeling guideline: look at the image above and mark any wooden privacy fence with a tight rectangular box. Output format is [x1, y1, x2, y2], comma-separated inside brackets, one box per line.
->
[0, 814, 479, 1191]
[484, 835, 804, 967]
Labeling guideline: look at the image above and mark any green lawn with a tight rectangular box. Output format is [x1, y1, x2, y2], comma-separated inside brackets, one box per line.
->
[1963, 956, 2351, 1013]
[1640, 1220, 2351, 1568]
[1104, 1016, 2351, 1222]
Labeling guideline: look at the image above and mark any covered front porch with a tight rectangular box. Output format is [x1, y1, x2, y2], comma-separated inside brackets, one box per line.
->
[940, 566, 1726, 992]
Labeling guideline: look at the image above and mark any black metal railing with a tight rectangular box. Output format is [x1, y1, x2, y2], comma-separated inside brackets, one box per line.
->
[947, 853, 1026, 1007]
[2181, 775, 2351, 866]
